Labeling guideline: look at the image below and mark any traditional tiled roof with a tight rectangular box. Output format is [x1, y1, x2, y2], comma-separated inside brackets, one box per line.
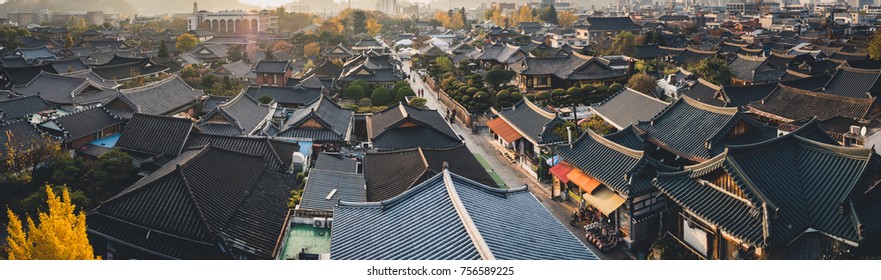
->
[470, 43, 526, 64]
[492, 99, 566, 145]
[822, 66, 881, 98]
[198, 92, 274, 136]
[1, 120, 45, 160]
[39, 107, 122, 141]
[581, 17, 641, 31]
[88, 146, 296, 259]
[300, 168, 365, 212]
[727, 54, 785, 83]
[655, 134, 881, 249]
[111, 75, 203, 118]
[634, 44, 663, 59]
[635, 96, 776, 162]
[254, 60, 292, 74]
[116, 114, 194, 156]
[245, 85, 321, 107]
[92, 58, 169, 81]
[747, 84, 876, 122]
[313, 153, 359, 173]
[591, 87, 669, 129]
[0, 96, 51, 122]
[681, 78, 724, 106]
[276, 95, 353, 143]
[509, 53, 626, 81]
[368, 103, 461, 150]
[12, 70, 119, 106]
[185, 132, 298, 173]
[718, 82, 779, 107]
[331, 169, 598, 260]
[672, 48, 718, 65]
[363, 145, 496, 202]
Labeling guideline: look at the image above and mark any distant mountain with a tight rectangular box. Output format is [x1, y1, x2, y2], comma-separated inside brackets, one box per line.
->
[125, 0, 260, 16]
[0, 0, 137, 15]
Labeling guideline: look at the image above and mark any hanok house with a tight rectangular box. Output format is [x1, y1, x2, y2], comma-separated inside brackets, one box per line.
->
[822, 66, 881, 98]
[87, 145, 297, 260]
[633, 96, 778, 166]
[331, 168, 599, 260]
[746, 84, 880, 125]
[509, 53, 627, 92]
[727, 54, 786, 85]
[38, 107, 123, 150]
[487, 98, 567, 179]
[103, 75, 204, 120]
[366, 102, 462, 151]
[574, 17, 642, 44]
[0, 96, 53, 124]
[469, 43, 527, 70]
[654, 133, 881, 259]
[320, 43, 355, 64]
[255, 60, 295, 87]
[10, 70, 119, 110]
[555, 128, 677, 251]
[590, 87, 670, 130]
[274, 95, 353, 145]
[211, 60, 255, 82]
[197, 92, 275, 136]
[245, 84, 321, 108]
[91, 57, 170, 82]
[363, 144, 498, 202]
[1, 120, 47, 162]
[338, 54, 403, 90]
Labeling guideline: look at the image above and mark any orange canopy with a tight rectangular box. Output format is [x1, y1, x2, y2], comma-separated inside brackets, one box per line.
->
[487, 118, 523, 143]
[567, 169, 601, 193]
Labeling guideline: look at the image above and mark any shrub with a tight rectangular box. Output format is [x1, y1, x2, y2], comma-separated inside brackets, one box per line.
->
[466, 87, 479, 95]
[510, 92, 523, 101]
[496, 90, 510, 100]
[595, 85, 608, 93]
[609, 83, 624, 93]
[581, 84, 595, 93]
[525, 93, 536, 101]
[358, 98, 372, 107]
[395, 87, 416, 102]
[409, 98, 427, 108]
[344, 85, 366, 100]
[370, 87, 394, 106]
[473, 91, 490, 100]
[257, 95, 273, 104]
[536, 91, 551, 101]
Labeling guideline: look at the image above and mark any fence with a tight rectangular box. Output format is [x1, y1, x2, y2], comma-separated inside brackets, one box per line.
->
[437, 88, 474, 128]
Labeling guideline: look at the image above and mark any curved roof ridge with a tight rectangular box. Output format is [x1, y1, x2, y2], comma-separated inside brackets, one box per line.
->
[683, 47, 719, 55]
[696, 77, 722, 91]
[681, 95, 737, 115]
[735, 53, 767, 62]
[777, 83, 876, 104]
[587, 128, 643, 159]
[119, 75, 187, 93]
[521, 97, 557, 119]
[836, 65, 881, 74]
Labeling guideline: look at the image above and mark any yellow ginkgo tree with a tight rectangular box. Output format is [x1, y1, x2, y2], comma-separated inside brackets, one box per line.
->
[5, 185, 99, 260]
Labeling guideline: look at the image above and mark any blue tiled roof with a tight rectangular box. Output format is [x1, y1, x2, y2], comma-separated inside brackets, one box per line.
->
[331, 170, 598, 260]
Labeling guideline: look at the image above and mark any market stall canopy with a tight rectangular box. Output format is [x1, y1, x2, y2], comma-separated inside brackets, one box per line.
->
[583, 186, 626, 216]
[487, 117, 524, 143]
[567, 169, 600, 193]
[549, 162, 574, 184]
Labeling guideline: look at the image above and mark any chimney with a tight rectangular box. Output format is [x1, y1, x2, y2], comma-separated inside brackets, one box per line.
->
[567, 126, 573, 146]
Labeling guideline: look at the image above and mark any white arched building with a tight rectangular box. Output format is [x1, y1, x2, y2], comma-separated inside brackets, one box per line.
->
[187, 1, 278, 34]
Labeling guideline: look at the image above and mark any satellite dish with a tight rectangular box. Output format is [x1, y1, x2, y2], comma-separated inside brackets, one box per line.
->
[861, 126, 867, 137]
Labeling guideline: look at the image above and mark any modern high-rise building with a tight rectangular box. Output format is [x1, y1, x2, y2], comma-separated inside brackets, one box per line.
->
[377, 0, 397, 15]
[542, 0, 556, 8]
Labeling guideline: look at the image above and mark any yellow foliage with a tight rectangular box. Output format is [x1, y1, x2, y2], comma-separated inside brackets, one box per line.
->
[559, 11, 578, 27]
[451, 12, 465, 30]
[5, 186, 99, 260]
[516, 5, 535, 25]
[434, 11, 451, 28]
[304, 42, 321, 57]
[175, 33, 199, 53]
[367, 18, 383, 36]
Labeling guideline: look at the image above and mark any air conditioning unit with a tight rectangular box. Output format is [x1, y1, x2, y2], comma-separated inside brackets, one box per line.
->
[312, 218, 333, 228]
[313, 219, 326, 228]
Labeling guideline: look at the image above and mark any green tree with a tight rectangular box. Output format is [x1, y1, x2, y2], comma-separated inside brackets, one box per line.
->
[352, 10, 367, 34]
[344, 85, 366, 100]
[226, 45, 243, 62]
[539, 6, 558, 25]
[870, 29, 881, 60]
[409, 97, 428, 108]
[611, 31, 637, 56]
[628, 72, 658, 95]
[395, 86, 416, 102]
[158, 41, 170, 58]
[484, 68, 512, 89]
[688, 58, 734, 86]
[351, 80, 371, 93]
[392, 80, 409, 95]
[358, 98, 373, 107]
[5, 185, 99, 260]
[175, 33, 199, 53]
[609, 83, 624, 93]
[371, 87, 394, 106]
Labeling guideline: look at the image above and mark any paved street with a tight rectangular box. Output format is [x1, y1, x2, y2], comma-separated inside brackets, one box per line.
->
[402, 62, 629, 260]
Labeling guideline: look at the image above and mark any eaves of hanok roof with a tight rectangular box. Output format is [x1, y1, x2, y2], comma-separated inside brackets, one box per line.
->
[367, 102, 458, 142]
[746, 84, 877, 123]
[491, 98, 566, 146]
[199, 92, 276, 136]
[332, 168, 598, 260]
[776, 117, 842, 146]
[822, 66, 881, 99]
[634, 96, 746, 162]
[277, 95, 353, 142]
[591, 87, 670, 130]
[556, 128, 652, 197]
[722, 133, 880, 248]
[653, 155, 769, 248]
